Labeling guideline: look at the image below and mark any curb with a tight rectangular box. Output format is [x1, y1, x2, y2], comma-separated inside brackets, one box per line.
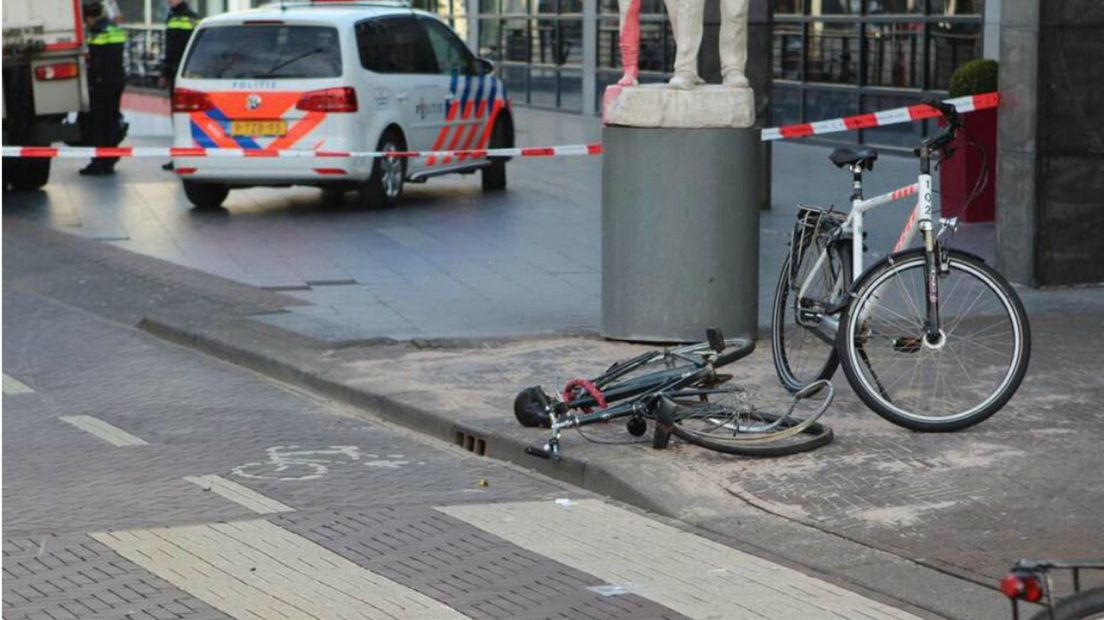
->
[140, 315, 671, 514]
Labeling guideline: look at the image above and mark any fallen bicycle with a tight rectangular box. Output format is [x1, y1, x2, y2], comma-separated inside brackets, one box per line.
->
[513, 329, 836, 460]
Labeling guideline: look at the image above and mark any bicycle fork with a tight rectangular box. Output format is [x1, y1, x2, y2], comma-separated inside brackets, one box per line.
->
[918, 174, 945, 347]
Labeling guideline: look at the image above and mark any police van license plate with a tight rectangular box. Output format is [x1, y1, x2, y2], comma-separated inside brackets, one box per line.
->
[229, 120, 287, 136]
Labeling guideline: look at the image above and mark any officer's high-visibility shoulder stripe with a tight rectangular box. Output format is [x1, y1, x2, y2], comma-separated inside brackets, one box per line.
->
[167, 15, 198, 29]
[89, 24, 128, 45]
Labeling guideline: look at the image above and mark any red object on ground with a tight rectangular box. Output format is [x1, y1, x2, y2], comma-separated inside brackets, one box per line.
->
[939, 107, 997, 223]
[561, 379, 608, 413]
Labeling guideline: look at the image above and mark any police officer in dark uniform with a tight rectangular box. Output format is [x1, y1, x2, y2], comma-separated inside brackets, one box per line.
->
[160, 0, 199, 170]
[81, 1, 127, 176]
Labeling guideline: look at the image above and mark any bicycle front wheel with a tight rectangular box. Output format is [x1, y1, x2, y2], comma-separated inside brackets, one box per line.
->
[666, 382, 835, 456]
[838, 249, 1030, 431]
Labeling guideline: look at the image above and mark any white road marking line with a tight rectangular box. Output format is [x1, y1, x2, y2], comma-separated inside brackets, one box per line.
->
[59, 415, 149, 447]
[439, 499, 921, 620]
[3, 373, 34, 394]
[92, 520, 469, 620]
[184, 475, 294, 515]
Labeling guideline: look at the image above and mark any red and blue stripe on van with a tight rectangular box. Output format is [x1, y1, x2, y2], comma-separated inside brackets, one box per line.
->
[187, 91, 326, 152]
[426, 71, 508, 167]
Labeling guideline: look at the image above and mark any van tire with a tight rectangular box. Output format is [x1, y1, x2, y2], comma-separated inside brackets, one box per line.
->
[360, 131, 405, 208]
[183, 181, 230, 209]
[482, 117, 509, 192]
[4, 158, 51, 191]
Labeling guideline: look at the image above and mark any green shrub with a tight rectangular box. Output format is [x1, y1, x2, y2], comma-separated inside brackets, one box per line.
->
[948, 59, 998, 97]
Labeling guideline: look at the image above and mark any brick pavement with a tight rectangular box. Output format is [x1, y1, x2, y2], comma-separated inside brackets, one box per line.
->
[2, 288, 927, 619]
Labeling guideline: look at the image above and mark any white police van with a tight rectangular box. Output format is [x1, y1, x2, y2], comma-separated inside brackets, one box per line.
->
[171, 0, 513, 208]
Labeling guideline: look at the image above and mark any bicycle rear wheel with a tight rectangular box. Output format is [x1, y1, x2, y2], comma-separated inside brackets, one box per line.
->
[838, 249, 1030, 431]
[771, 213, 851, 393]
[664, 382, 835, 456]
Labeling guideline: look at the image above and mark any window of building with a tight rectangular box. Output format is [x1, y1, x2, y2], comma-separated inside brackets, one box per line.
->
[772, 0, 983, 148]
[413, 0, 469, 42]
[478, 0, 588, 112]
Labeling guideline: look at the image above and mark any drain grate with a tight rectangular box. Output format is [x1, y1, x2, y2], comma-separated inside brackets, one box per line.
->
[454, 431, 487, 456]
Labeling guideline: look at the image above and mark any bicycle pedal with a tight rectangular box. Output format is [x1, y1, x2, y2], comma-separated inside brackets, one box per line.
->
[705, 327, 726, 353]
[626, 416, 647, 437]
[652, 395, 678, 427]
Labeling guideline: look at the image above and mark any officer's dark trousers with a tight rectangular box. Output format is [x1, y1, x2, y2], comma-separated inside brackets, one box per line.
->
[89, 82, 124, 169]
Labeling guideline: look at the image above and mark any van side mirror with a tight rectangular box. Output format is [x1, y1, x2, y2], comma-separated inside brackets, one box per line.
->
[475, 58, 495, 75]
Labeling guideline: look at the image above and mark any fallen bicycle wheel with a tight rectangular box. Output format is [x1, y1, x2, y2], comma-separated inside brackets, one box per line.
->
[658, 381, 835, 456]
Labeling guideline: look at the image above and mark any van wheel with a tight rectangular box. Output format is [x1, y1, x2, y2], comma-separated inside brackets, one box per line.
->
[482, 120, 508, 191]
[183, 181, 230, 209]
[4, 158, 51, 191]
[360, 132, 405, 208]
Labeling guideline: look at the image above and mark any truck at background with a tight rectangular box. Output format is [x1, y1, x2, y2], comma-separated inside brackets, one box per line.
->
[3, 0, 89, 191]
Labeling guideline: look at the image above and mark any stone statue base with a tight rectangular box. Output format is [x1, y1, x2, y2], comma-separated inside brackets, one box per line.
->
[601, 125, 762, 342]
[602, 84, 755, 129]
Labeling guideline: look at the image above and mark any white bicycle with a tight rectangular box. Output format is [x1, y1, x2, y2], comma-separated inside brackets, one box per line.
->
[770, 100, 1031, 432]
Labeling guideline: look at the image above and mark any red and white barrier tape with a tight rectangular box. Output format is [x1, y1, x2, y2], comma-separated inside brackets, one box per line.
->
[2, 92, 1000, 158]
[760, 92, 999, 142]
[0, 144, 604, 160]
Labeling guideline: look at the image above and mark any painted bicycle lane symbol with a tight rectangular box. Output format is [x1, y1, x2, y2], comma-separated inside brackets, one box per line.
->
[232, 445, 422, 481]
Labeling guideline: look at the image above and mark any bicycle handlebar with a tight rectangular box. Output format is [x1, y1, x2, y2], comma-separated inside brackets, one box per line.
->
[914, 98, 963, 168]
[924, 98, 962, 126]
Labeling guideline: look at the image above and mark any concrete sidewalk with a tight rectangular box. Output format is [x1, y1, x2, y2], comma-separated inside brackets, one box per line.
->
[8, 218, 1104, 620]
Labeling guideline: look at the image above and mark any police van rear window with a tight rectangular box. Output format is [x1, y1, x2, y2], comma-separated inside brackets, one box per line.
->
[182, 25, 342, 79]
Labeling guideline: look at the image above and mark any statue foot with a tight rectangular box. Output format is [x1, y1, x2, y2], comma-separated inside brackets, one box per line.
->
[723, 72, 750, 88]
[616, 73, 639, 87]
[668, 73, 703, 90]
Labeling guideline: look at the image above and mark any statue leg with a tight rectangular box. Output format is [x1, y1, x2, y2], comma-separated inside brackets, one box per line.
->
[719, 0, 750, 87]
[667, 0, 706, 88]
[618, 0, 641, 86]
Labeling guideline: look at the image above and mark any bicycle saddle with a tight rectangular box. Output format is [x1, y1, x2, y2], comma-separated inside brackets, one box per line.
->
[829, 147, 878, 170]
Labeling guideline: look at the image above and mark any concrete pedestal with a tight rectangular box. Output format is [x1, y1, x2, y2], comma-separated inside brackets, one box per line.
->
[603, 84, 755, 128]
[601, 125, 762, 342]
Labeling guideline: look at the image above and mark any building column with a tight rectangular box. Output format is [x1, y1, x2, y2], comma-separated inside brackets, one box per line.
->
[467, 0, 479, 54]
[996, 0, 1104, 286]
[582, 0, 597, 116]
[983, 0, 1000, 60]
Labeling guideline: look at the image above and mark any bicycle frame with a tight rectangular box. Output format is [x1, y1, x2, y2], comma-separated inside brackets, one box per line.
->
[524, 337, 755, 460]
[796, 174, 923, 301]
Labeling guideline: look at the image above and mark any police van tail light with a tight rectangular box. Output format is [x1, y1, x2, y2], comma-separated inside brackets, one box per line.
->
[172, 88, 213, 113]
[35, 62, 80, 80]
[297, 87, 358, 113]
